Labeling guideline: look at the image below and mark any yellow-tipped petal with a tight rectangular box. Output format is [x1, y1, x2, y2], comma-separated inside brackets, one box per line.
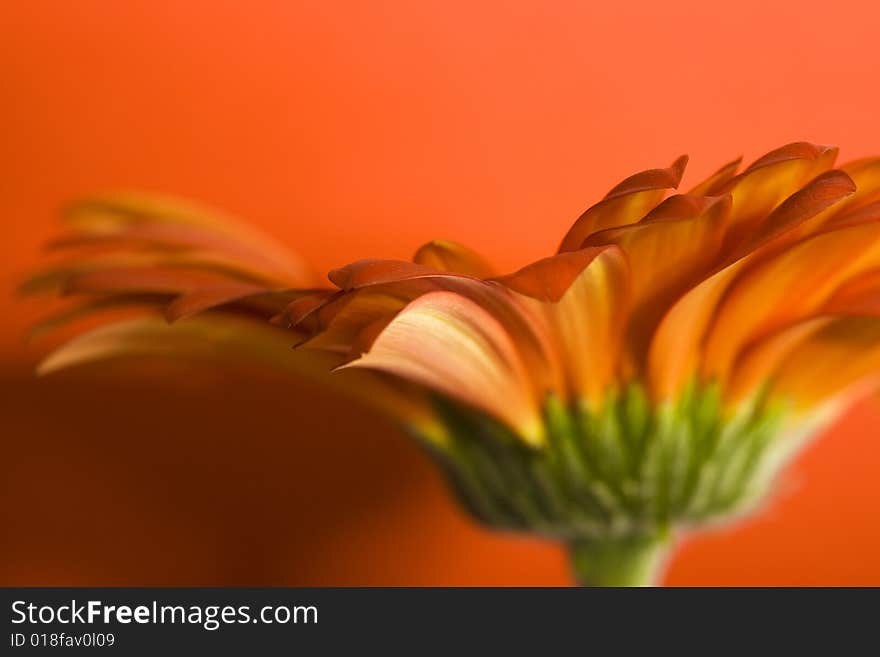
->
[343, 291, 544, 445]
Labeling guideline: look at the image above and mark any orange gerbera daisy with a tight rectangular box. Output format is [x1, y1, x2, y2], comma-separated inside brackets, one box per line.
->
[24, 142, 880, 585]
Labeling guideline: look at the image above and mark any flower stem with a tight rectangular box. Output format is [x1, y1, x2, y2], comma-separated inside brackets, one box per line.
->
[569, 532, 671, 587]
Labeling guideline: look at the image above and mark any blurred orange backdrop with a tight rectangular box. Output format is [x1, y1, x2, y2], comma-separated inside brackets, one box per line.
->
[3, 0, 880, 585]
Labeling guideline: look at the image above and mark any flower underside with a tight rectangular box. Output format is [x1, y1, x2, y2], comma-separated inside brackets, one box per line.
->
[23, 141, 880, 584]
[429, 383, 801, 543]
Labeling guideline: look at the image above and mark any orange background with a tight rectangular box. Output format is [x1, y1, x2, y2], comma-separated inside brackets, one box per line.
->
[3, 0, 880, 585]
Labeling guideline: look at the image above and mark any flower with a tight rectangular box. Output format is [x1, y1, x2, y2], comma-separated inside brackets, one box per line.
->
[24, 142, 880, 585]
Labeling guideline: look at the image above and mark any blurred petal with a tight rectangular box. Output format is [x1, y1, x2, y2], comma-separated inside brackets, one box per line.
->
[770, 316, 880, 409]
[37, 315, 440, 440]
[726, 289, 880, 404]
[557, 155, 688, 253]
[726, 316, 831, 403]
[164, 283, 275, 322]
[62, 267, 232, 295]
[27, 297, 165, 339]
[824, 268, 880, 315]
[19, 252, 282, 297]
[65, 191, 248, 230]
[64, 192, 317, 284]
[37, 316, 302, 376]
[51, 223, 313, 286]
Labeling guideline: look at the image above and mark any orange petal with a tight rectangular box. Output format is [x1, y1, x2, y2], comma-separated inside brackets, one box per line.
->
[647, 174, 858, 400]
[688, 157, 742, 196]
[64, 192, 254, 231]
[27, 297, 165, 339]
[557, 155, 688, 253]
[725, 316, 832, 403]
[822, 199, 880, 232]
[297, 289, 412, 354]
[505, 247, 630, 404]
[703, 219, 880, 384]
[324, 260, 563, 395]
[62, 267, 231, 296]
[50, 223, 313, 286]
[742, 142, 837, 174]
[769, 316, 880, 410]
[413, 240, 496, 278]
[63, 192, 317, 284]
[726, 280, 880, 405]
[586, 194, 731, 366]
[164, 283, 274, 322]
[493, 246, 620, 302]
[830, 158, 880, 216]
[19, 250, 291, 297]
[781, 159, 880, 234]
[36, 315, 442, 440]
[343, 291, 544, 444]
[328, 259, 452, 291]
[647, 260, 746, 400]
[35, 315, 313, 377]
[823, 268, 880, 316]
[716, 142, 838, 253]
[732, 169, 856, 258]
[277, 290, 339, 328]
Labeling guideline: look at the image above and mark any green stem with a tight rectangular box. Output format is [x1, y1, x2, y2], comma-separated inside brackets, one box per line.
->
[569, 532, 672, 587]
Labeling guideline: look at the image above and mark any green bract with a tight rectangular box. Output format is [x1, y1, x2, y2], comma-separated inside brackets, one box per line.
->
[420, 383, 818, 585]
